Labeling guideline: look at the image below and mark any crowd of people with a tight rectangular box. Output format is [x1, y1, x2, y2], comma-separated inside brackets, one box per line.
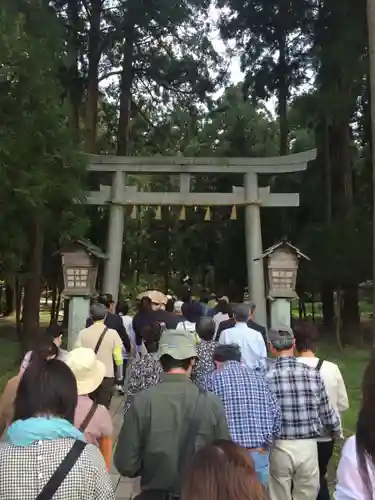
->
[0, 288, 372, 500]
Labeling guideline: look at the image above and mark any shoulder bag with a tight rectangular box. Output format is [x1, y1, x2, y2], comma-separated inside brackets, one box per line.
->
[36, 440, 87, 500]
[316, 359, 324, 372]
[79, 401, 98, 432]
[94, 327, 108, 354]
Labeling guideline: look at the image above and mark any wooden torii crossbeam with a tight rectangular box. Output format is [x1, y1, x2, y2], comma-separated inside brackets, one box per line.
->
[87, 150, 317, 327]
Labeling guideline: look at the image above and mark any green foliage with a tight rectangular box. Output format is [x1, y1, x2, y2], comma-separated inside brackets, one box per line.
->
[0, 0, 87, 270]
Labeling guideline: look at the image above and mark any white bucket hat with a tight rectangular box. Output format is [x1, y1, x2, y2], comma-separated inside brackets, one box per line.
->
[67, 348, 106, 396]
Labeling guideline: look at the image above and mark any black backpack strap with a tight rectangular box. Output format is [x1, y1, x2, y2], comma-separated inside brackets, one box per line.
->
[36, 440, 86, 500]
[316, 359, 324, 372]
[94, 327, 108, 354]
[79, 402, 98, 432]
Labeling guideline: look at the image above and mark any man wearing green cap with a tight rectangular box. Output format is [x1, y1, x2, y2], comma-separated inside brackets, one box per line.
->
[114, 329, 229, 500]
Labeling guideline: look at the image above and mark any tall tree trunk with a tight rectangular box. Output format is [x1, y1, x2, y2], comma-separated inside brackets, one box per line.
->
[66, 0, 81, 132]
[4, 282, 14, 316]
[117, 25, 135, 156]
[84, 0, 102, 153]
[50, 283, 57, 321]
[22, 219, 44, 351]
[278, 30, 288, 155]
[342, 284, 360, 337]
[321, 283, 334, 330]
[368, 0, 375, 346]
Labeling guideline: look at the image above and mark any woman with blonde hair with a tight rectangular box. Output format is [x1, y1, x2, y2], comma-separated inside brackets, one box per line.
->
[181, 440, 266, 500]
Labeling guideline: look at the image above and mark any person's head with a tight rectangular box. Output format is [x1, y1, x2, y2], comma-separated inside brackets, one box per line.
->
[227, 303, 235, 319]
[30, 339, 59, 365]
[196, 317, 215, 341]
[158, 329, 197, 375]
[98, 293, 115, 313]
[213, 344, 241, 369]
[181, 301, 201, 324]
[217, 297, 230, 314]
[267, 326, 295, 357]
[293, 322, 317, 355]
[138, 296, 152, 313]
[141, 322, 163, 353]
[116, 301, 129, 316]
[67, 347, 105, 396]
[45, 322, 64, 348]
[233, 303, 250, 323]
[356, 358, 375, 497]
[14, 358, 77, 424]
[174, 300, 184, 315]
[90, 303, 108, 322]
[181, 440, 266, 500]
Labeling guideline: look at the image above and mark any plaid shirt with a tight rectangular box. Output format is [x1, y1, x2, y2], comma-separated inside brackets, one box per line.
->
[266, 356, 341, 440]
[203, 361, 281, 448]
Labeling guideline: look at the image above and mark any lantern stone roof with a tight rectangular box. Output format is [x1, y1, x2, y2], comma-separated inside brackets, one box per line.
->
[255, 239, 310, 261]
[76, 239, 108, 260]
[56, 239, 108, 260]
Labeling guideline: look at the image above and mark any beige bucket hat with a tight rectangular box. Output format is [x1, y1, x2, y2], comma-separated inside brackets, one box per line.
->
[67, 348, 106, 396]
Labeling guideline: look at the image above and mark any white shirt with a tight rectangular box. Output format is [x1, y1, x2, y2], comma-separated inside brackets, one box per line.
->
[219, 322, 267, 370]
[335, 435, 375, 500]
[297, 357, 349, 441]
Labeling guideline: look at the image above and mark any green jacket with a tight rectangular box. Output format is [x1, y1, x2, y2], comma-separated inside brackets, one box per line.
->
[114, 373, 230, 493]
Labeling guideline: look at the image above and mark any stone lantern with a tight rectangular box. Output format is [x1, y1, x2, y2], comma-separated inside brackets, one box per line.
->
[60, 240, 107, 349]
[256, 240, 309, 328]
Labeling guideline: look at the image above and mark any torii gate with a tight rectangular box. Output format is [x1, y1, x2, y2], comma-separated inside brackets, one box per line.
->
[87, 150, 316, 327]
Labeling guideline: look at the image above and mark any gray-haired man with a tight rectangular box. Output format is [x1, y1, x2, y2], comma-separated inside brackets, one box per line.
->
[266, 326, 340, 500]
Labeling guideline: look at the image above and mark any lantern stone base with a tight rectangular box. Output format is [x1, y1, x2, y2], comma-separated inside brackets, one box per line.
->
[67, 296, 90, 350]
[270, 298, 291, 329]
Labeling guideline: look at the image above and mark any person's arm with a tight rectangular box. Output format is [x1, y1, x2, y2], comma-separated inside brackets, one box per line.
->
[212, 396, 230, 440]
[334, 443, 365, 500]
[117, 316, 131, 353]
[336, 366, 349, 413]
[318, 375, 341, 438]
[114, 401, 142, 477]
[269, 388, 281, 438]
[254, 332, 267, 370]
[98, 436, 113, 471]
[113, 333, 124, 381]
[19, 351, 31, 375]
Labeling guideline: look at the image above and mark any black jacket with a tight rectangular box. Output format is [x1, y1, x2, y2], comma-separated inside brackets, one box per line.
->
[215, 317, 267, 346]
[133, 310, 180, 347]
[248, 318, 267, 345]
[86, 312, 131, 352]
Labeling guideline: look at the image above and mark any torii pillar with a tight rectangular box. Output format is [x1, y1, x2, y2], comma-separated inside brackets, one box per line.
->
[102, 170, 125, 303]
[244, 173, 266, 325]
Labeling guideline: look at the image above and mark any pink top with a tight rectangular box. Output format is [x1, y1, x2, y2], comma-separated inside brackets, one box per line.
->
[74, 395, 113, 446]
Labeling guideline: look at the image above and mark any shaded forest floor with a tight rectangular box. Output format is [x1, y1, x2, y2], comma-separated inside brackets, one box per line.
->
[0, 315, 369, 488]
